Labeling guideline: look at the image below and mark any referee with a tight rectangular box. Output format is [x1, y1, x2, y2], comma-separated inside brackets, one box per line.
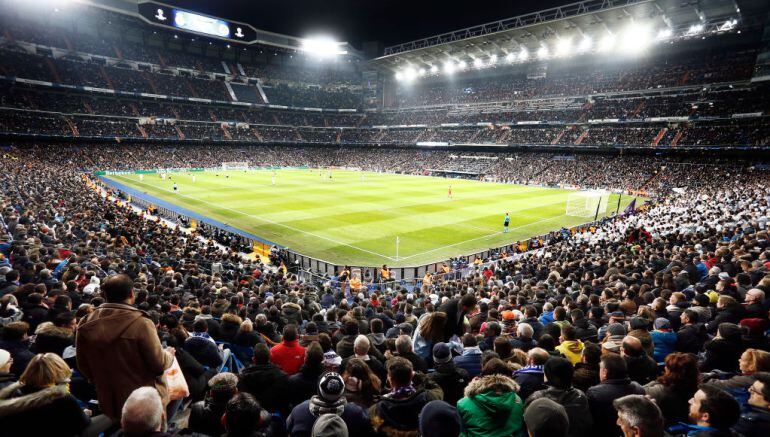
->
[503, 212, 510, 233]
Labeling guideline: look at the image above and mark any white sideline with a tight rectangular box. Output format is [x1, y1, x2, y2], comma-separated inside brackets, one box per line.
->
[111, 176, 398, 262]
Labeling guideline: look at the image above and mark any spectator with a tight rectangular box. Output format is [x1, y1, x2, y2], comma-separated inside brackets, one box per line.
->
[189, 372, 239, 437]
[622, 336, 658, 385]
[120, 386, 167, 437]
[454, 333, 483, 378]
[438, 294, 477, 342]
[513, 347, 549, 402]
[288, 341, 325, 406]
[238, 343, 290, 415]
[734, 371, 770, 436]
[184, 319, 225, 369]
[369, 357, 440, 435]
[523, 397, 569, 437]
[573, 342, 601, 393]
[527, 356, 592, 437]
[556, 325, 584, 365]
[701, 323, 743, 373]
[418, 400, 462, 437]
[709, 348, 770, 410]
[0, 349, 13, 389]
[222, 393, 272, 437]
[651, 317, 677, 364]
[676, 309, 707, 355]
[587, 354, 646, 437]
[644, 352, 700, 427]
[394, 334, 428, 374]
[271, 324, 306, 375]
[428, 342, 469, 406]
[286, 372, 370, 437]
[457, 372, 524, 436]
[342, 357, 382, 409]
[0, 321, 34, 377]
[76, 274, 174, 421]
[613, 394, 665, 437]
[670, 384, 740, 436]
[510, 322, 537, 351]
[311, 413, 349, 437]
[412, 311, 447, 367]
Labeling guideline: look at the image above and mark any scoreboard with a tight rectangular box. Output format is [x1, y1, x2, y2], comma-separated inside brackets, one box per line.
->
[138, 1, 258, 43]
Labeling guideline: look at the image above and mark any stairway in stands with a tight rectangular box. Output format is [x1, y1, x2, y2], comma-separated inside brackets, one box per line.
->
[651, 127, 668, 147]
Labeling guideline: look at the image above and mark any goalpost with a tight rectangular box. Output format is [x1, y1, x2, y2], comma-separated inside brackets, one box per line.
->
[221, 161, 251, 171]
[566, 190, 610, 218]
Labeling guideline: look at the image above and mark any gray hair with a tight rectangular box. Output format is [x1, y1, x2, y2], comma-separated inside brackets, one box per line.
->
[395, 334, 412, 354]
[613, 394, 664, 434]
[517, 323, 534, 339]
[354, 335, 370, 355]
[543, 302, 554, 312]
[121, 387, 164, 434]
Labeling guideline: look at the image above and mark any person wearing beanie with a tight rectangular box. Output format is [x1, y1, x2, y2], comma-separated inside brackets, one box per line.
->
[523, 397, 569, 437]
[701, 322, 743, 373]
[527, 357, 592, 437]
[311, 413, 348, 437]
[286, 372, 370, 437]
[0, 348, 14, 389]
[419, 400, 462, 437]
[651, 317, 677, 364]
[428, 342, 469, 406]
[189, 372, 239, 437]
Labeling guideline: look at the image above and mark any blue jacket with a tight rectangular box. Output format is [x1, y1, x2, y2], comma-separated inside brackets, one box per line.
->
[539, 311, 555, 325]
[453, 347, 482, 378]
[651, 330, 677, 363]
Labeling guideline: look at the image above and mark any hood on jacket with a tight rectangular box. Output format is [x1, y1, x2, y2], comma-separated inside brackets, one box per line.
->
[464, 375, 521, 419]
[559, 340, 584, 354]
[369, 333, 385, 346]
[77, 303, 147, 347]
[0, 382, 70, 418]
[34, 322, 73, 339]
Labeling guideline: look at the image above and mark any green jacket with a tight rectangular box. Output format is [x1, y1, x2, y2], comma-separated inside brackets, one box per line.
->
[457, 374, 524, 437]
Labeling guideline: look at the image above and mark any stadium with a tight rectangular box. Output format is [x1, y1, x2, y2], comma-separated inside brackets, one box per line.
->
[0, 0, 768, 435]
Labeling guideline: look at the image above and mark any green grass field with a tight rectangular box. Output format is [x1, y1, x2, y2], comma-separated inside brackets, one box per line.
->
[106, 170, 636, 267]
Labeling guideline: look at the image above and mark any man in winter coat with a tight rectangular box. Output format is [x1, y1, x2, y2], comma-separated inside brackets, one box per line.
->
[270, 324, 306, 375]
[184, 319, 224, 369]
[453, 333, 483, 378]
[513, 347, 549, 402]
[438, 294, 477, 342]
[457, 373, 524, 437]
[189, 372, 238, 437]
[369, 357, 442, 436]
[76, 274, 174, 420]
[238, 343, 290, 415]
[286, 372, 371, 437]
[734, 372, 770, 436]
[527, 357, 592, 437]
[428, 342, 469, 406]
[676, 309, 707, 354]
[651, 317, 678, 363]
[621, 336, 657, 385]
[587, 354, 645, 437]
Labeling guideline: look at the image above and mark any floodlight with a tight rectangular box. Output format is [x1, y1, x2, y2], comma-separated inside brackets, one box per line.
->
[687, 24, 704, 35]
[489, 54, 498, 64]
[621, 24, 651, 52]
[443, 61, 455, 74]
[418, 68, 426, 76]
[537, 45, 549, 59]
[457, 60, 467, 70]
[657, 28, 673, 40]
[430, 65, 439, 74]
[518, 48, 529, 61]
[598, 34, 614, 52]
[300, 36, 348, 58]
[473, 58, 484, 68]
[395, 71, 403, 81]
[505, 52, 516, 63]
[578, 36, 592, 52]
[404, 68, 417, 81]
[555, 38, 572, 56]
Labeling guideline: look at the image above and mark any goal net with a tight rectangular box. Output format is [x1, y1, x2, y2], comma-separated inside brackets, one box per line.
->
[221, 161, 250, 171]
[566, 190, 610, 218]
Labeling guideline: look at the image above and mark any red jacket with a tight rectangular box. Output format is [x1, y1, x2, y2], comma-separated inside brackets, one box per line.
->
[270, 340, 306, 375]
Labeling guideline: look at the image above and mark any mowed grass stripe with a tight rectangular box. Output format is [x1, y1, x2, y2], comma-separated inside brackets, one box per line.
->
[108, 171, 635, 266]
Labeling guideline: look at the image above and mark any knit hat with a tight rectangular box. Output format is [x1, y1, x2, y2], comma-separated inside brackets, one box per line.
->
[654, 318, 671, 330]
[433, 342, 452, 365]
[524, 398, 569, 437]
[717, 323, 742, 341]
[607, 323, 627, 337]
[740, 318, 768, 335]
[705, 291, 719, 304]
[693, 294, 710, 306]
[208, 372, 238, 393]
[419, 400, 462, 437]
[0, 349, 10, 368]
[629, 317, 650, 331]
[312, 413, 348, 437]
[318, 372, 345, 402]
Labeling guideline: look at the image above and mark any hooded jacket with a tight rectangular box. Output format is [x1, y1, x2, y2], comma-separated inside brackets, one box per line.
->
[369, 377, 443, 437]
[32, 321, 74, 356]
[0, 382, 90, 436]
[556, 340, 585, 365]
[429, 361, 470, 406]
[76, 302, 173, 420]
[238, 362, 290, 414]
[457, 374, 524, 437]
[287, 396, 370, 437]
[651, 329, 677, 363]
[527, 386, 592, 437]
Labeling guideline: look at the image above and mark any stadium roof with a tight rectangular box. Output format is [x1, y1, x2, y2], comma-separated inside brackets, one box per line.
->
[369, 0, 767, 74]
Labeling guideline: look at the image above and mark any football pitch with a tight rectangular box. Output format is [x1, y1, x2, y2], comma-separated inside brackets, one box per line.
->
[105, 170, 636, 267]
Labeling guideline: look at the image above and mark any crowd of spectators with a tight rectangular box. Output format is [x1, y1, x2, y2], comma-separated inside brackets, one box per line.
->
[0, 143, 766, 437]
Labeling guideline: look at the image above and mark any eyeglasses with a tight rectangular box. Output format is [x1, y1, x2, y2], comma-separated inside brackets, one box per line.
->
[749, 386, 761, 396]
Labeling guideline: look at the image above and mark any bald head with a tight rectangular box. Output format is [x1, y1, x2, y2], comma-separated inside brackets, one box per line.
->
[528, 347, 549, 366]
[621, 336, 644, 358]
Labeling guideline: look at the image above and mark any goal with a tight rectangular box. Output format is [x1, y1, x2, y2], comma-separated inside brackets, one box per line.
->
[566, 190, 610, 218]
[221, 161, 250, 171]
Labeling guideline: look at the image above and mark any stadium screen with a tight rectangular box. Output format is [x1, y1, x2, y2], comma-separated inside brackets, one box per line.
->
[172, 10, 230, 38]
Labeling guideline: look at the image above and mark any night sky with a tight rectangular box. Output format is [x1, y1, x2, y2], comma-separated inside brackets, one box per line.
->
[160, 0, 570, 48]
